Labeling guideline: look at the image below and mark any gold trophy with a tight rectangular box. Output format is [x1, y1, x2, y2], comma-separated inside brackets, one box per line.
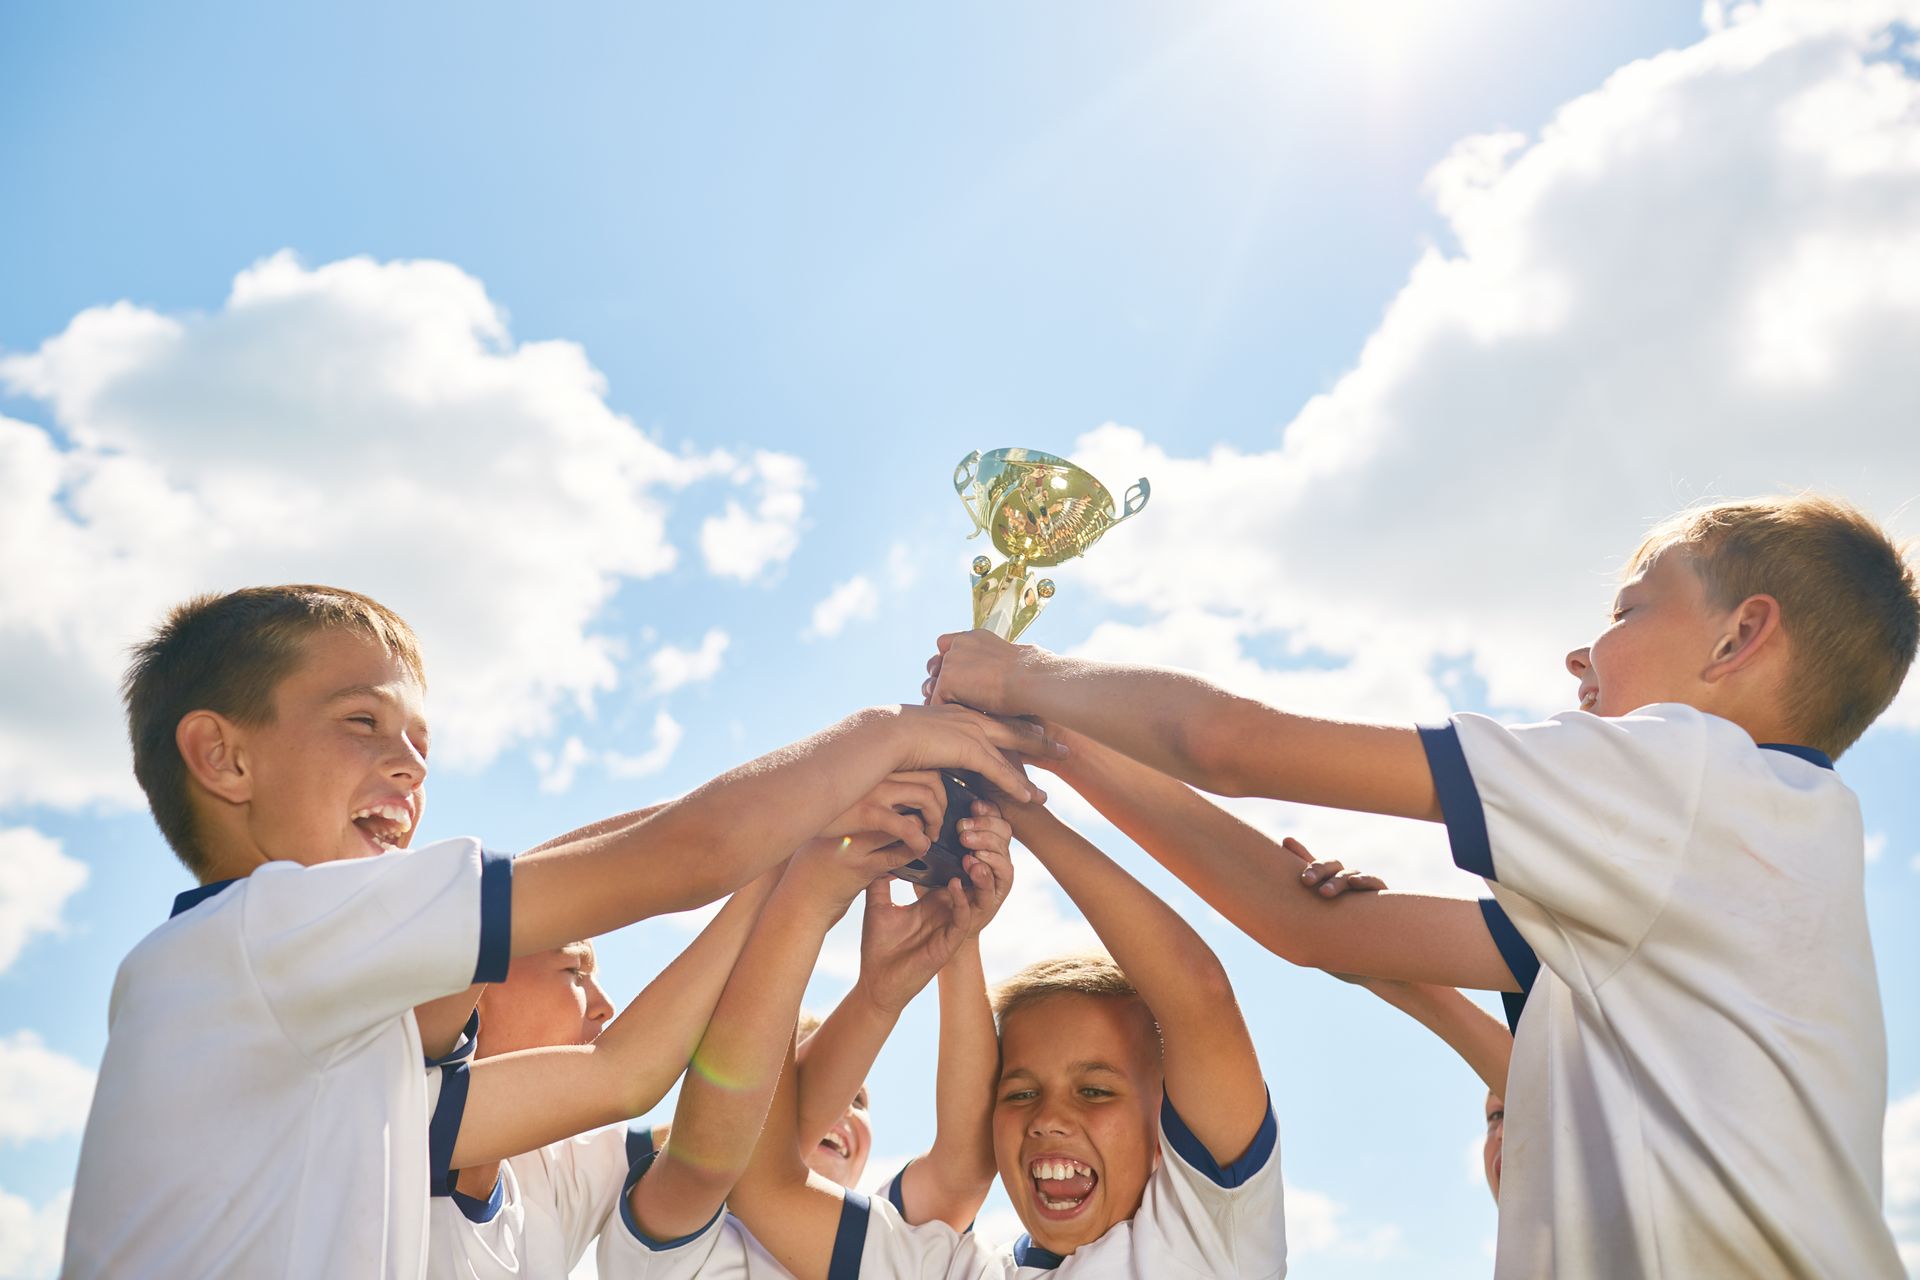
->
[894, 448, 1151, 886]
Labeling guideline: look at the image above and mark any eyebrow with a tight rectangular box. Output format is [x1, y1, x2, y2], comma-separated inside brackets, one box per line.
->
[1000, 1061, 1126, 1082]
[324, 684, 432, 746]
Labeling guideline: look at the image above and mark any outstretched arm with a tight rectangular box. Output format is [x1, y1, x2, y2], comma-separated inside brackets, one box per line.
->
[1042, 726, 1518, 991]
[508, 704, 1048, 957]
[927, 630, 1435, 818]
[899, 931, 998, 1229]
[1004, 800, 1265, 1167]
[448, 862, 781, 1169]
[625, 832, 925, 1241]
[729, 1038, 855, 1280]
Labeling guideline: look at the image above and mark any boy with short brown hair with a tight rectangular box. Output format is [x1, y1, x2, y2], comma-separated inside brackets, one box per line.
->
[64, 583, 1045, 1279]
[929, 494, 1916, 1277]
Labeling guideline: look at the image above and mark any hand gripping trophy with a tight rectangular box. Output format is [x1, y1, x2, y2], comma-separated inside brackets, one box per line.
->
[892, 448, 1150, 886]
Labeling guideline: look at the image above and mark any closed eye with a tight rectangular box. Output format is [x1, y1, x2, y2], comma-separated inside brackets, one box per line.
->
[348, 715, 377, 729]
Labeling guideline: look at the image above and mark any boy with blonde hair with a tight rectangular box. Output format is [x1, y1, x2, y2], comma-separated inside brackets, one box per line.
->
[727, 798, 1283, 1278]
[65, 583, 1045, 1278]
[928, 495, 1916, 1276]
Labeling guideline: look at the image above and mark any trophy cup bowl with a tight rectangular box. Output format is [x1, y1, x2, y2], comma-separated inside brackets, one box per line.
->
[890, 448, 1149, 887]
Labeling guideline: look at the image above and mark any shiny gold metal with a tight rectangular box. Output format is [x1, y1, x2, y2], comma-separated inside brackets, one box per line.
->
[953, 448, 1149, 641]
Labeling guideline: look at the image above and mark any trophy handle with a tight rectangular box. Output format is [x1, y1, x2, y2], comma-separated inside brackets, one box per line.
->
[1112, 478, 1151, 526]
[953, 451, 988, 537]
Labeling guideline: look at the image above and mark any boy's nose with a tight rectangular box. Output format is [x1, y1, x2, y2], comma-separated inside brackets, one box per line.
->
[1565, 648, 1591, 679]
[585, 976, 614, 1026]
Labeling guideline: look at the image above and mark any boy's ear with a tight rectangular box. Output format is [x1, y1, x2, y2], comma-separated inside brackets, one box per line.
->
[1702, 593, 1783, 683]
[176, 710, 253, 805]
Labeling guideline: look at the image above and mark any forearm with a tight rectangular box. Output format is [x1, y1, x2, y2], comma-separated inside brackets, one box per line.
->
[1367, 980, 1513, 1096]
[634, 873, 837, 1237]
[1018, 653, 1437, 816]
[729, 1037, 845, 1280]
[795, 983, 900, 1149]
[591, 865, 782, 1114]
[522, 802, 668, 855]
[508, 708, 904, 954]
[906, 940, 996, 1228]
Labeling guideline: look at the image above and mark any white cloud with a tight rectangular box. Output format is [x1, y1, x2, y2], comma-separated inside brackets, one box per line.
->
[0, 1031, 94, 1145]
[1867, 832, 1888, 863]
[603, 711, 685, 780]
[648, 628, 730, 694]
[805, 575, 881, 640]
[977, 849, 1103, 984]
[1887, 1087, 1920, 1270]
[1063, 3, 1920, 735]
[532, 736, 593, 796]
[0, 252, 779, 810]
[0, 828, 88, 974]
[0, 1186, 68, 1280]
[700, 451, 809, 581]
[1283, 1181, 1404, 1259]
[886, 542, 920, 590]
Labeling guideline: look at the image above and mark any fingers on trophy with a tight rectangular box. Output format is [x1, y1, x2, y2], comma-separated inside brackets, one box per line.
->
[891, 448, 1150, 887]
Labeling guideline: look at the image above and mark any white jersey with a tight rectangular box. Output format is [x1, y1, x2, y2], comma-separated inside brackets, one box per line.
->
[818, 1095, 1283, 1279]
[1422, 706, 1902, 1278]
[63, 837, 513, 1280]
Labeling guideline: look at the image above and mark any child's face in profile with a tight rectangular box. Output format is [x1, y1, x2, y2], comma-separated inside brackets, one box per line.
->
[1566, 548, 1724, 718]
[992, 994, 1162, 1256]
[477, 942, 614, 1057]
[234, 628, 429, 866]
[804, 1084, 872, 1188]
[1483, 1091, 1504, 1201]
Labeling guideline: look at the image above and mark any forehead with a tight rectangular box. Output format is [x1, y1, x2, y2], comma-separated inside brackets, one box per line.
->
[278, 628, 426, 710]
[1618, 545, 1704, 600]
[999, 995, 1157, 1080]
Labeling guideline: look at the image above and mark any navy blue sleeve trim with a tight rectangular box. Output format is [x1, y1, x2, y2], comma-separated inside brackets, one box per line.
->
[424, 1010, 481, 1069]
[1478, 898, 1539, 1035]
[473, 848, 514, 984]
[884, 1161, 910, 1214]
[450, 1173, 505, 1224]
[1418, 722, 1496, 881]
[614, 1148, 724, 1250]
[828, 1189, 870, 1280]
[625, 1120, 655, 1168]
[1159, 1089, 1277, 1189]
[428, 1062, 470, 1197]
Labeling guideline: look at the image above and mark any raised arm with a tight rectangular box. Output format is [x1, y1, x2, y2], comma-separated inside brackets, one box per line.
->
[900, 930, 998, 1229]
[448, 862, 782, 1169]
[1003, 801, 1264, 1167]
[927, 630, 1436, 818]
[624, 832, 922, 1241]
[728, 1037, 853, 1280]
[1043, 726, 1519, 991]
[508, 703, 1047, 957]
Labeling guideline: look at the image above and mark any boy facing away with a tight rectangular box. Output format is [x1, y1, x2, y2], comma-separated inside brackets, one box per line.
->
[65, 584, 1045, 1279]
[927, 495, 1917, 1277]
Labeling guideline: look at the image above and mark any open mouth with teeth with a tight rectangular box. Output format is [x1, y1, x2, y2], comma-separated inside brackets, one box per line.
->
[816, 1129, 852, 1160]
[350, 802, 413, 852]
[1028, 1157, 1098, 1217]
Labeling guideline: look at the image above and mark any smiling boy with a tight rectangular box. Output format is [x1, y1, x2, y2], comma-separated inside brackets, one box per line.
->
[926, 494, 1915, 1277]
[728, 800, 1282, 1279]
[63, 583, 1046, 1279]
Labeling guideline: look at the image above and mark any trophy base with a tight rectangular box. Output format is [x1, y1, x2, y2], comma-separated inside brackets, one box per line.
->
[888, 771, 985, 887]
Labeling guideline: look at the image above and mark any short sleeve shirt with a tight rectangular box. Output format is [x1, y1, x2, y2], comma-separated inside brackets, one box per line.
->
[594, 1147, 794, 1280]
[823, 1093, 1285, 1279]
[63, 838, 513, 1280]
[1421, 706, 1902, 1278]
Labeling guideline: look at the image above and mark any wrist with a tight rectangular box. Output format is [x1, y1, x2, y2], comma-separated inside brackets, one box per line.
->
[852, 973, 911, 1021]
[1008, 647, 1053, 714]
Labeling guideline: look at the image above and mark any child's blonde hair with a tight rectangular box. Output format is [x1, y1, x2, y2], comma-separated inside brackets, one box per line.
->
[991, 952, 1161, 1053]
[1631, 495, 1919, 757]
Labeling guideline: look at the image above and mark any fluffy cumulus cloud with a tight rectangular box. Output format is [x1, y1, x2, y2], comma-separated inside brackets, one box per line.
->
[701, 450, 809, 581]
[0, 828, 88, 974]
[0, 252, 802, 808]
[805, 574, 881, 640]
[1283, 1181, 1404, 1260]
[1066, 0, 1920, 748]
[0, 1031, 94, 1145]
[532, 711, 685, 794]
[648, 628, 731, 695]
[0, 1187, 69, 1280]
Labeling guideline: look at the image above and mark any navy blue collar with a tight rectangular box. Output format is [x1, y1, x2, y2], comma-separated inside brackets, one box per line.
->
[170, 878, 240, 918]
[1758, 742, 1834, 771]
[1012, 1234, 1066, 1271]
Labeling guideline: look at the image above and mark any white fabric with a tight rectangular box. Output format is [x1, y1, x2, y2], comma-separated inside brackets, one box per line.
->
[1446, 706, 1901, 1279]
[64, 838, 499, 1280]
[596, 1209, 792, 1280]
[510, 1122, 635, 1275]
[426, 1162, 526, 1280]
[849, 1101, 1285, 1279]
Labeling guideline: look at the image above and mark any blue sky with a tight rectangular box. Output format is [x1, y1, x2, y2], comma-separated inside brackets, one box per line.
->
[4, 2, 1919, 1276]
